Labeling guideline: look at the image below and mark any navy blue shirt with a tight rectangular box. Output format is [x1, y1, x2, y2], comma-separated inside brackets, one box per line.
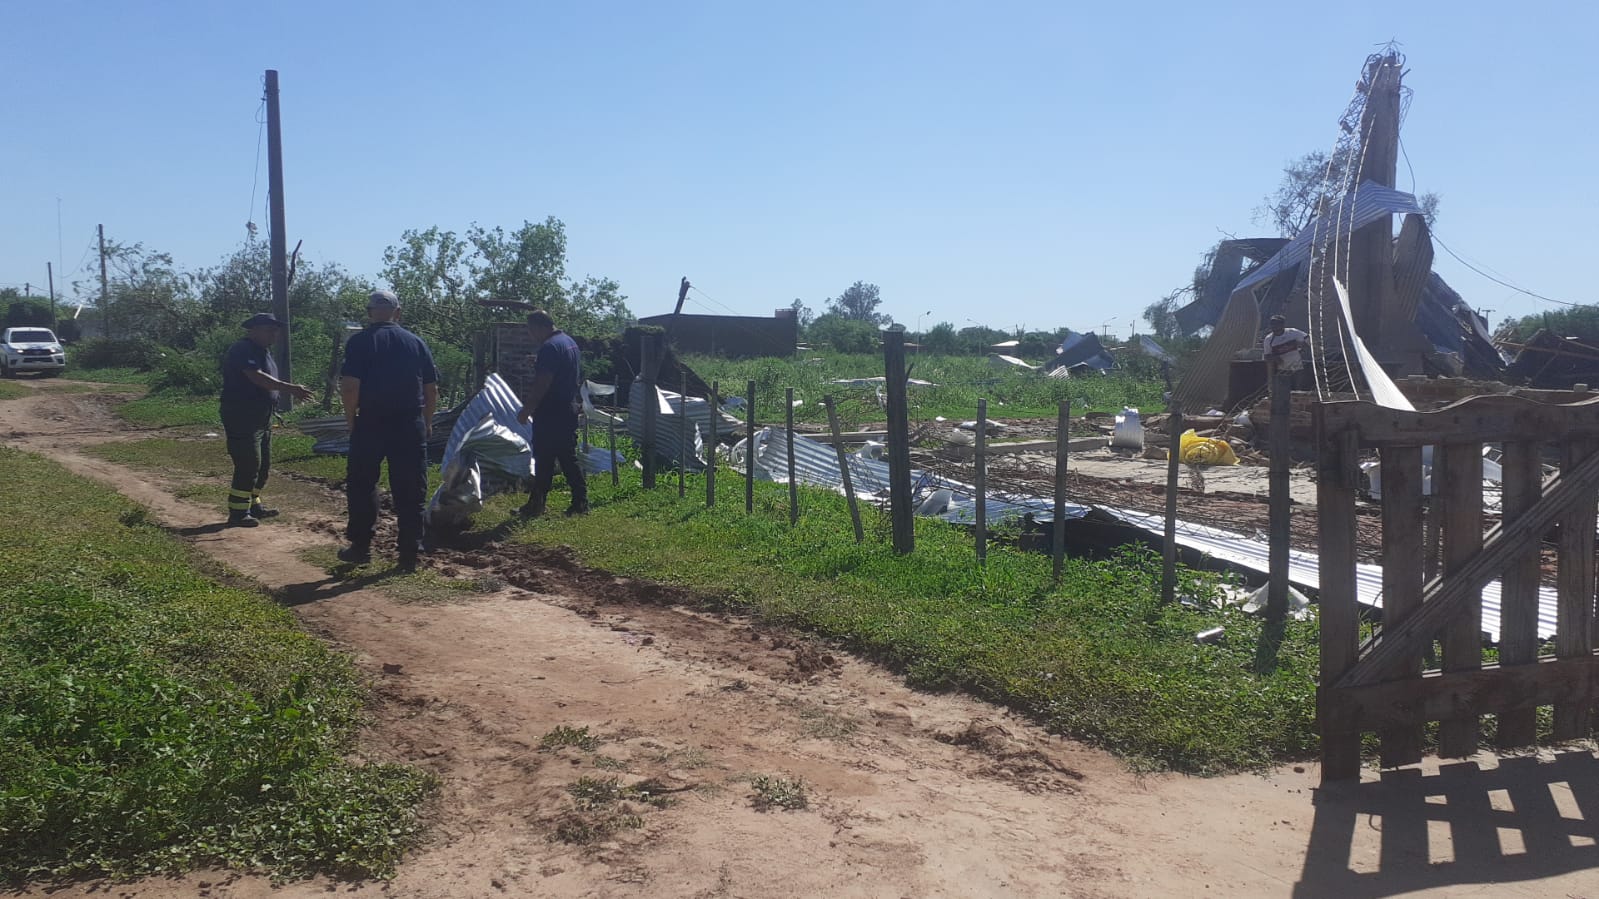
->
[533, 330, 582, 423]
[340, 322, 438, 415]
[220, 338, 278, 410]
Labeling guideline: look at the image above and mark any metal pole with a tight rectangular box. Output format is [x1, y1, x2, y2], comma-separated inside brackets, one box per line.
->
[46, 263, 55, 323]
[825, 395, 865, 543]
[1052, 399, 1069, 583]
[97, 224, 108, 336]
[264, 69, 292, 410]
[786, 387, 798, 524]
[975, 398, 988, 565]
[706, 381, 719, 508]
[1266, 373, 1292, 623]
[745, 379, 756, 514]
[1161, 404, 1183, 604]
[883, 328, 915, 554]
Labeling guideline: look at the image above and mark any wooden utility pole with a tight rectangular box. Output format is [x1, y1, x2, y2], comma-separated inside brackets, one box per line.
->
[46, 263, 55, 323]
[265, 69, 293, 409]
[883, 328, 915, 554]
[97, 224, 109, 336]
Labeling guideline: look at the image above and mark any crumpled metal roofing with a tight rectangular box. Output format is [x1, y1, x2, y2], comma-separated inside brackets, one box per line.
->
[752, 429, 1556, 642]
[1233, 181, 1424, 296]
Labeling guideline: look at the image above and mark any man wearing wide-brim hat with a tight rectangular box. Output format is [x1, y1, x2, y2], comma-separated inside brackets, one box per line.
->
[219, 313, 314, 527]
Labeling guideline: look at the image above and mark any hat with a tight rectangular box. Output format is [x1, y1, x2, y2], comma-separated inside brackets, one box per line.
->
[242, 312, 286, 329]
[1269, 314, 1287, 324]
[368, 289, 401, 309]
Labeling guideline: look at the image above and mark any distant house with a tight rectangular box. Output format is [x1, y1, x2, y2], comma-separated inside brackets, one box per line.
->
[638, 309, 799, 359]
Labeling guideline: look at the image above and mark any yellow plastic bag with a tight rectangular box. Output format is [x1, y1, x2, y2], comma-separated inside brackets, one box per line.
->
[1179, 429, 1239, 466]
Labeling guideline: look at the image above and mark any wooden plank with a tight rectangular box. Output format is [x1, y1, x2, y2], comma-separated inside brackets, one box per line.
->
[1378, 443, 1425, 767]
[1321, 395, 1599, 446]
[981, 437, 1105, 456]
[1317, 412, 1363, 784]
[1321, 653, 1599, 733]
[824, 396, 865, 543]
[1438, 442, 1484, 758]
[1340, 447, 1599, 687]
[1554, 438, 1598, 739]
[1497, 440, 1544, 747]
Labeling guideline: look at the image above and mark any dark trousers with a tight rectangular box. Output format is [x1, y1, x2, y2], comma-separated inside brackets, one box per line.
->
[222, 404, 272, 513]
[531, 418, 587, 508]
[346, 411, 427, 556]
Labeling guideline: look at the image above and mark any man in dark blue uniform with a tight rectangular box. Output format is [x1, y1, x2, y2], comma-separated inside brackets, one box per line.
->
[516, 309, 588, 518]
[219, 313, 313, 527]
[337, 290, 438, 572]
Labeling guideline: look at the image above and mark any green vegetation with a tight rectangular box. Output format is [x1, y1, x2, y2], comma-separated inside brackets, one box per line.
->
[679, 351, 1166, 428]
[541, 725, 603, 752]
[499, 464, 1317, 774]
[0, 448, 433, 882]
[0, 381, 27, 400]
[749, 774, 809, 811]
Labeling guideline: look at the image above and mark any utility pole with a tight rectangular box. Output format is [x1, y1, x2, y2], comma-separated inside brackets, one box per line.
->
[265, 68, 293, 410]
[97, 224, 109, 337]
[46, 263, 55, 323]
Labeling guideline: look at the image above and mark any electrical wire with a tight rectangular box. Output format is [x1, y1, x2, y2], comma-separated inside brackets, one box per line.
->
[246, 95, 266, 238]
[1432, 234, 1586, 308]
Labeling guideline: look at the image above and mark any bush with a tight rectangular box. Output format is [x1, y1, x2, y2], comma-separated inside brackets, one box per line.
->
[73, 338, 171, 372]
[149, 353, 221, 397]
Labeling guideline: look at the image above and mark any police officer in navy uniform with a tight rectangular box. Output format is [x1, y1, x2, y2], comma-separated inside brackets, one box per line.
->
[337, 290, 438, 572]
[219, 313, 313, 527]
[516, 309, 589, 517]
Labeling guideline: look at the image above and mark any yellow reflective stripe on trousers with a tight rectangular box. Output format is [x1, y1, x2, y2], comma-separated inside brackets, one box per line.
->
[229, 489, 252, 511]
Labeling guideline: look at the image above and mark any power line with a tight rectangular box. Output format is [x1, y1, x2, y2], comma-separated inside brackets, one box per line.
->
[1431, 233, 1586, 308]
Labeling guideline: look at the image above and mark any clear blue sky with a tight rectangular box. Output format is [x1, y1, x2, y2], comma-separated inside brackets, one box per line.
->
[2, 1, 1593, 336]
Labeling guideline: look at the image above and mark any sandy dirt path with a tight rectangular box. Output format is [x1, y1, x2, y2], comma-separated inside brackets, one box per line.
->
[3, 377, 1597, 899]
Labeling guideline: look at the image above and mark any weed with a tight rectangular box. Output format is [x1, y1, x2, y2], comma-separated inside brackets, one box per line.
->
[750, 774, 809, 811]
[0, 447, 432, 881]
[541, 725, 602, 752]
[0, 381, 28, 400]
[592, 755, 629, 771]
[791, 702, 859, 741]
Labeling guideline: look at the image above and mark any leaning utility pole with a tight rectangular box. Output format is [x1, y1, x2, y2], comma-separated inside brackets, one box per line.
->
[97, 224, 109, 337]
[265, 69, 293, 409]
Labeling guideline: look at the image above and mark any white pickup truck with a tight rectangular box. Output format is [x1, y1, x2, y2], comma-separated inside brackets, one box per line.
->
[1, 327, 67, 377]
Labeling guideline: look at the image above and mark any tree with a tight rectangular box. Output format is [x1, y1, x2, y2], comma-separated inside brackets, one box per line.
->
[74, 240, 201, 346]
[920, 321, 960, 354]
[808, 313, 878, 353]
[1498, 306, 1599, 345]
[826, 281, 887, 325]
[789, 298, 814, 331]
[1256, 150, 1440, 237]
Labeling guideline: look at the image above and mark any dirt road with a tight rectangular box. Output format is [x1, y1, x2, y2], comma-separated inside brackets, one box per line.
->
[3, 378, 1597, 899]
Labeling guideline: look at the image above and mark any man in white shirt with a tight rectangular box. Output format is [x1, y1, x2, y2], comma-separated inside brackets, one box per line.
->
[1262, 314, 1308, 375]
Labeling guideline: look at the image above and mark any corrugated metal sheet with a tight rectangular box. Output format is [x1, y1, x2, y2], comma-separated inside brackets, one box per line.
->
[442, 373, 530, 473]
[1233, 181, 1424, 296]
[751, 432, 1556, 642]
[626, 385, 727, 472]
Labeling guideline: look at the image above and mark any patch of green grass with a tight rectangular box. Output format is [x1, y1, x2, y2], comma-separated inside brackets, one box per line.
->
[89, 432, 430, 494]
[510, 464, 1319, 774]
[0, 381, 28, 400]
[0, 447, 433, 882]
[57, 366, 151, 385]
[749, 774, 808, 811]
[541, 725, 602, 752]
[296, 547, 488, 604]
[679, 351, 1166, 428]
[116, 391, 220, 427]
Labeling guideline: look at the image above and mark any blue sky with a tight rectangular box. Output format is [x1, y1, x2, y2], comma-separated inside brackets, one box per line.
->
[2, 1, 1593, 336]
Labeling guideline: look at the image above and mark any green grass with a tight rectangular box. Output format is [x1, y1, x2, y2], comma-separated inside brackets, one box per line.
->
[115, 391, 221, 427]
[0, 382, 27, 400]
[505, 464, 1319, 774]
[679, 351, 1167, 428]
[0, 447, 434, 882]
[57, 366, 151, 385]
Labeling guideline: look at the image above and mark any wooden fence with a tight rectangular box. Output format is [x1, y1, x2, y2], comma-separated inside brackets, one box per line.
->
[1316, 395, 1599, 783]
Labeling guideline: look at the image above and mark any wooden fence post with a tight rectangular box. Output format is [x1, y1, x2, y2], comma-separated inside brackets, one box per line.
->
[1266, 373, 1292, 623]
[1439, 442, 1486, 756]
[706, 381, 719, 508]
[1377, 442, 1424, 767]
[786, 387, 798, 524]
[1160, 404, 1183, 604]
[641, 332, 658, 489]
[975, 398, 988, 565]
[883, 328, 915, 554]
[1317, 408, 1362, 784]
[1496, 439, 1543, 747]
[608, 411, 618, 488]
[1052, 399, 1069, 584]
[1553, 437, 1598, 740]
[745, 379, 756, 514]
[678, 375, 689, 499]
[825, 395, 865, 543]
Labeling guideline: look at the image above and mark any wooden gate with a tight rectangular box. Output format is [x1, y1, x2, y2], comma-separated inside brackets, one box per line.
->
[1316, 395, 1599, 783]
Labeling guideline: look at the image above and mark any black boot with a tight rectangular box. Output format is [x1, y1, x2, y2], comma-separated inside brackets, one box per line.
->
[337, 544, 372, 564]
[517, 492, 547, 519]
[249, 502, 279, 519]
[227, 510, 260, 528]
